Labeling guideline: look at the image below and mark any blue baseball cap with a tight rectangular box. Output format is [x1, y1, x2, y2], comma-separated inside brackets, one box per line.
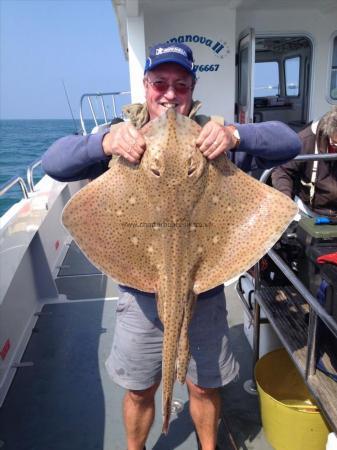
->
[144, 42, 196, 78]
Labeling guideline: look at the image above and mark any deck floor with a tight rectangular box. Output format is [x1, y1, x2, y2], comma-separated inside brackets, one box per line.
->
[0, 287, 272, 450]
[0, 240, 272, 449]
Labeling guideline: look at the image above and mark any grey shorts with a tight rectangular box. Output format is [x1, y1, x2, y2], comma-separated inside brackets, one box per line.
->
[105, 288, 239, 390]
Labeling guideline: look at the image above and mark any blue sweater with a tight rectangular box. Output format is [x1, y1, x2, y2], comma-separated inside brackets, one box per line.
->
[42, 121, 301, 182]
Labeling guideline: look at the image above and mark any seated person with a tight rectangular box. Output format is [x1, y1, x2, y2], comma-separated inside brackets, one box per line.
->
[272, 107, 337, 217]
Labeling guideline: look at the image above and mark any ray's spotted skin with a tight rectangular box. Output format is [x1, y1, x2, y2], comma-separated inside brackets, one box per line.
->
[62, 108, 298, 432]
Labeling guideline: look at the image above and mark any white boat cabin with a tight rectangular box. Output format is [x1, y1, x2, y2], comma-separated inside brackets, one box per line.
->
[113, 0, 337, 127]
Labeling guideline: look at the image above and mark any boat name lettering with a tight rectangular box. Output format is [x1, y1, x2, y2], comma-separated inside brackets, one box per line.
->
[167, 35, 226, 56]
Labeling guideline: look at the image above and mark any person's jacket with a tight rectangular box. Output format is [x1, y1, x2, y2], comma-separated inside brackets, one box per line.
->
[42, 101, 301, 182]
[271, 123, 337, 217]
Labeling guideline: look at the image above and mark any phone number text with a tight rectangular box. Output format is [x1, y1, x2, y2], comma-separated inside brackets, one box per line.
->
[193, 64, 220, 73]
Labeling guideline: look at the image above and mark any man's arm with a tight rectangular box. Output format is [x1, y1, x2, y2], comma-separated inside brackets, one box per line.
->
[271, 160, 301, 198]
[42, 119, 301, 182]
[271, 123, 315, 197]
[196, 120, 301, 169]
[232, 121, 301, 170]
[42, 123, 146, 182]
[41, 133, 110, 181]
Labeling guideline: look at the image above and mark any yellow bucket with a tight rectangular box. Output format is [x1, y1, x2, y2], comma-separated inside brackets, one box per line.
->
[255, 348, 330, 450]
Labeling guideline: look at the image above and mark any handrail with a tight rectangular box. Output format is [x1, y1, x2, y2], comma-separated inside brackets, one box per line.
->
[259, 153, 337, 183]
[268, 248, 337, 338]
[294, 153, 337, 161]
[1, 91, 130, 211]
[0, 176, 29, 200]
[27, 159, 43, 192]
[1, 160, 44, 210]
[254, 151, 337, 383]
[79, 91, 131, 135]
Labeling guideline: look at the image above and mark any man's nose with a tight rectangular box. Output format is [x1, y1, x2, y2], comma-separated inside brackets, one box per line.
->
[164, 86, 177, 99]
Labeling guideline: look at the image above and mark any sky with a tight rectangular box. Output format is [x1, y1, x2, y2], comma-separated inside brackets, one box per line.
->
[0, 0, 130, 119]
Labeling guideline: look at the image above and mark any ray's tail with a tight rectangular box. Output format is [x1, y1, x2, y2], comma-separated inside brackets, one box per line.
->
[176, 293, 196, 384]
[157, 229, 196, 434]
[160, 293, 196, 434]
[161, 313, 182, 434]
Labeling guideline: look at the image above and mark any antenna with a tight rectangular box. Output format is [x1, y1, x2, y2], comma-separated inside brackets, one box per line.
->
[61, 79, 78, 134]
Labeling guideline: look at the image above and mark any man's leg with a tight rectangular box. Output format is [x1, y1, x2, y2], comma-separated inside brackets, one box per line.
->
[123, 382, 160, 450]
[105, 291, 164, 449]
[186, 290, 239, 449]
[187, 378, 220, 450]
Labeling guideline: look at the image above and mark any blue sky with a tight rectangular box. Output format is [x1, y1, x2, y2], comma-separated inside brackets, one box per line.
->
[0, 0, 130, 119]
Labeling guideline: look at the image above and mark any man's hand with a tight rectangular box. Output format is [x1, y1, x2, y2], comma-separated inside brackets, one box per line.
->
[102, 123, 146, 164]
[196, 120, 238, 160]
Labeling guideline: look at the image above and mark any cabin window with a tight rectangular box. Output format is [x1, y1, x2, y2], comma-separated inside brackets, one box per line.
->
[330, 34, 337, 100]
[254, 61, 279, 97]
[285, 56, 300, 96]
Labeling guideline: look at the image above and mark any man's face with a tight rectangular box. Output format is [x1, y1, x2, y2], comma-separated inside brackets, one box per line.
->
[144, 63, 195, 120]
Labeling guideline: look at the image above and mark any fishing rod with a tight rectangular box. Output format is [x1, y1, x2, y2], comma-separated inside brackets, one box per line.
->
[61, 79, 79, 134]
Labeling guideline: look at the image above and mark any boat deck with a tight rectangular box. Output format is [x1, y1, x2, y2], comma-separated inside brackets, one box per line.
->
[0, 242, 272, 450]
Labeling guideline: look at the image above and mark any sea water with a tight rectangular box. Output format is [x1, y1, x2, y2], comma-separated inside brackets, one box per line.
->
[0, 119, 96, 216]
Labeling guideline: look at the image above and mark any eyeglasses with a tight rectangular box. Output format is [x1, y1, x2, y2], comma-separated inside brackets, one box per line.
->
[146, 79, 193, 95]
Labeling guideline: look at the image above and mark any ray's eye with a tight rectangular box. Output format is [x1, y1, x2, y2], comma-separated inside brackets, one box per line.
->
[188, 158, 197, 176]
[188, 166, 196, 176]
[151, 168, 161, 177]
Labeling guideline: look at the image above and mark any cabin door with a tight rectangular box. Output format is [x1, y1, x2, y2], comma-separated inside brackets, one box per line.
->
[237, 32, 312, 130]
[237, 28, 255, 124]
[253, 35, 312, 131]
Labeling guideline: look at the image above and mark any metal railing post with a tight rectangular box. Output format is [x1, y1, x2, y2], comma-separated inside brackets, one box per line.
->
[0, 176, 29, 200]
[79, 91, 131, 135]
[306, 309, 318, 379]
[27, 159, 43, 192]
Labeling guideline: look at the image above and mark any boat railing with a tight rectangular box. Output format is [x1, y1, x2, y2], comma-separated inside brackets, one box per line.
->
[259, 152, 337, 183]
[0, 159, 44, 208]
[1, 90, 130, 209]
[236, 151, 337, 432]
[0, 176, 29, 200]
[27, 159, 43, 192]
[79, 91, 131, 135]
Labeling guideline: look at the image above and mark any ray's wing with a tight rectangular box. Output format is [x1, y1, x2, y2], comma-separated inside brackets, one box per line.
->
[191, 157, 298, 294]
[62, 159, 159, 292]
